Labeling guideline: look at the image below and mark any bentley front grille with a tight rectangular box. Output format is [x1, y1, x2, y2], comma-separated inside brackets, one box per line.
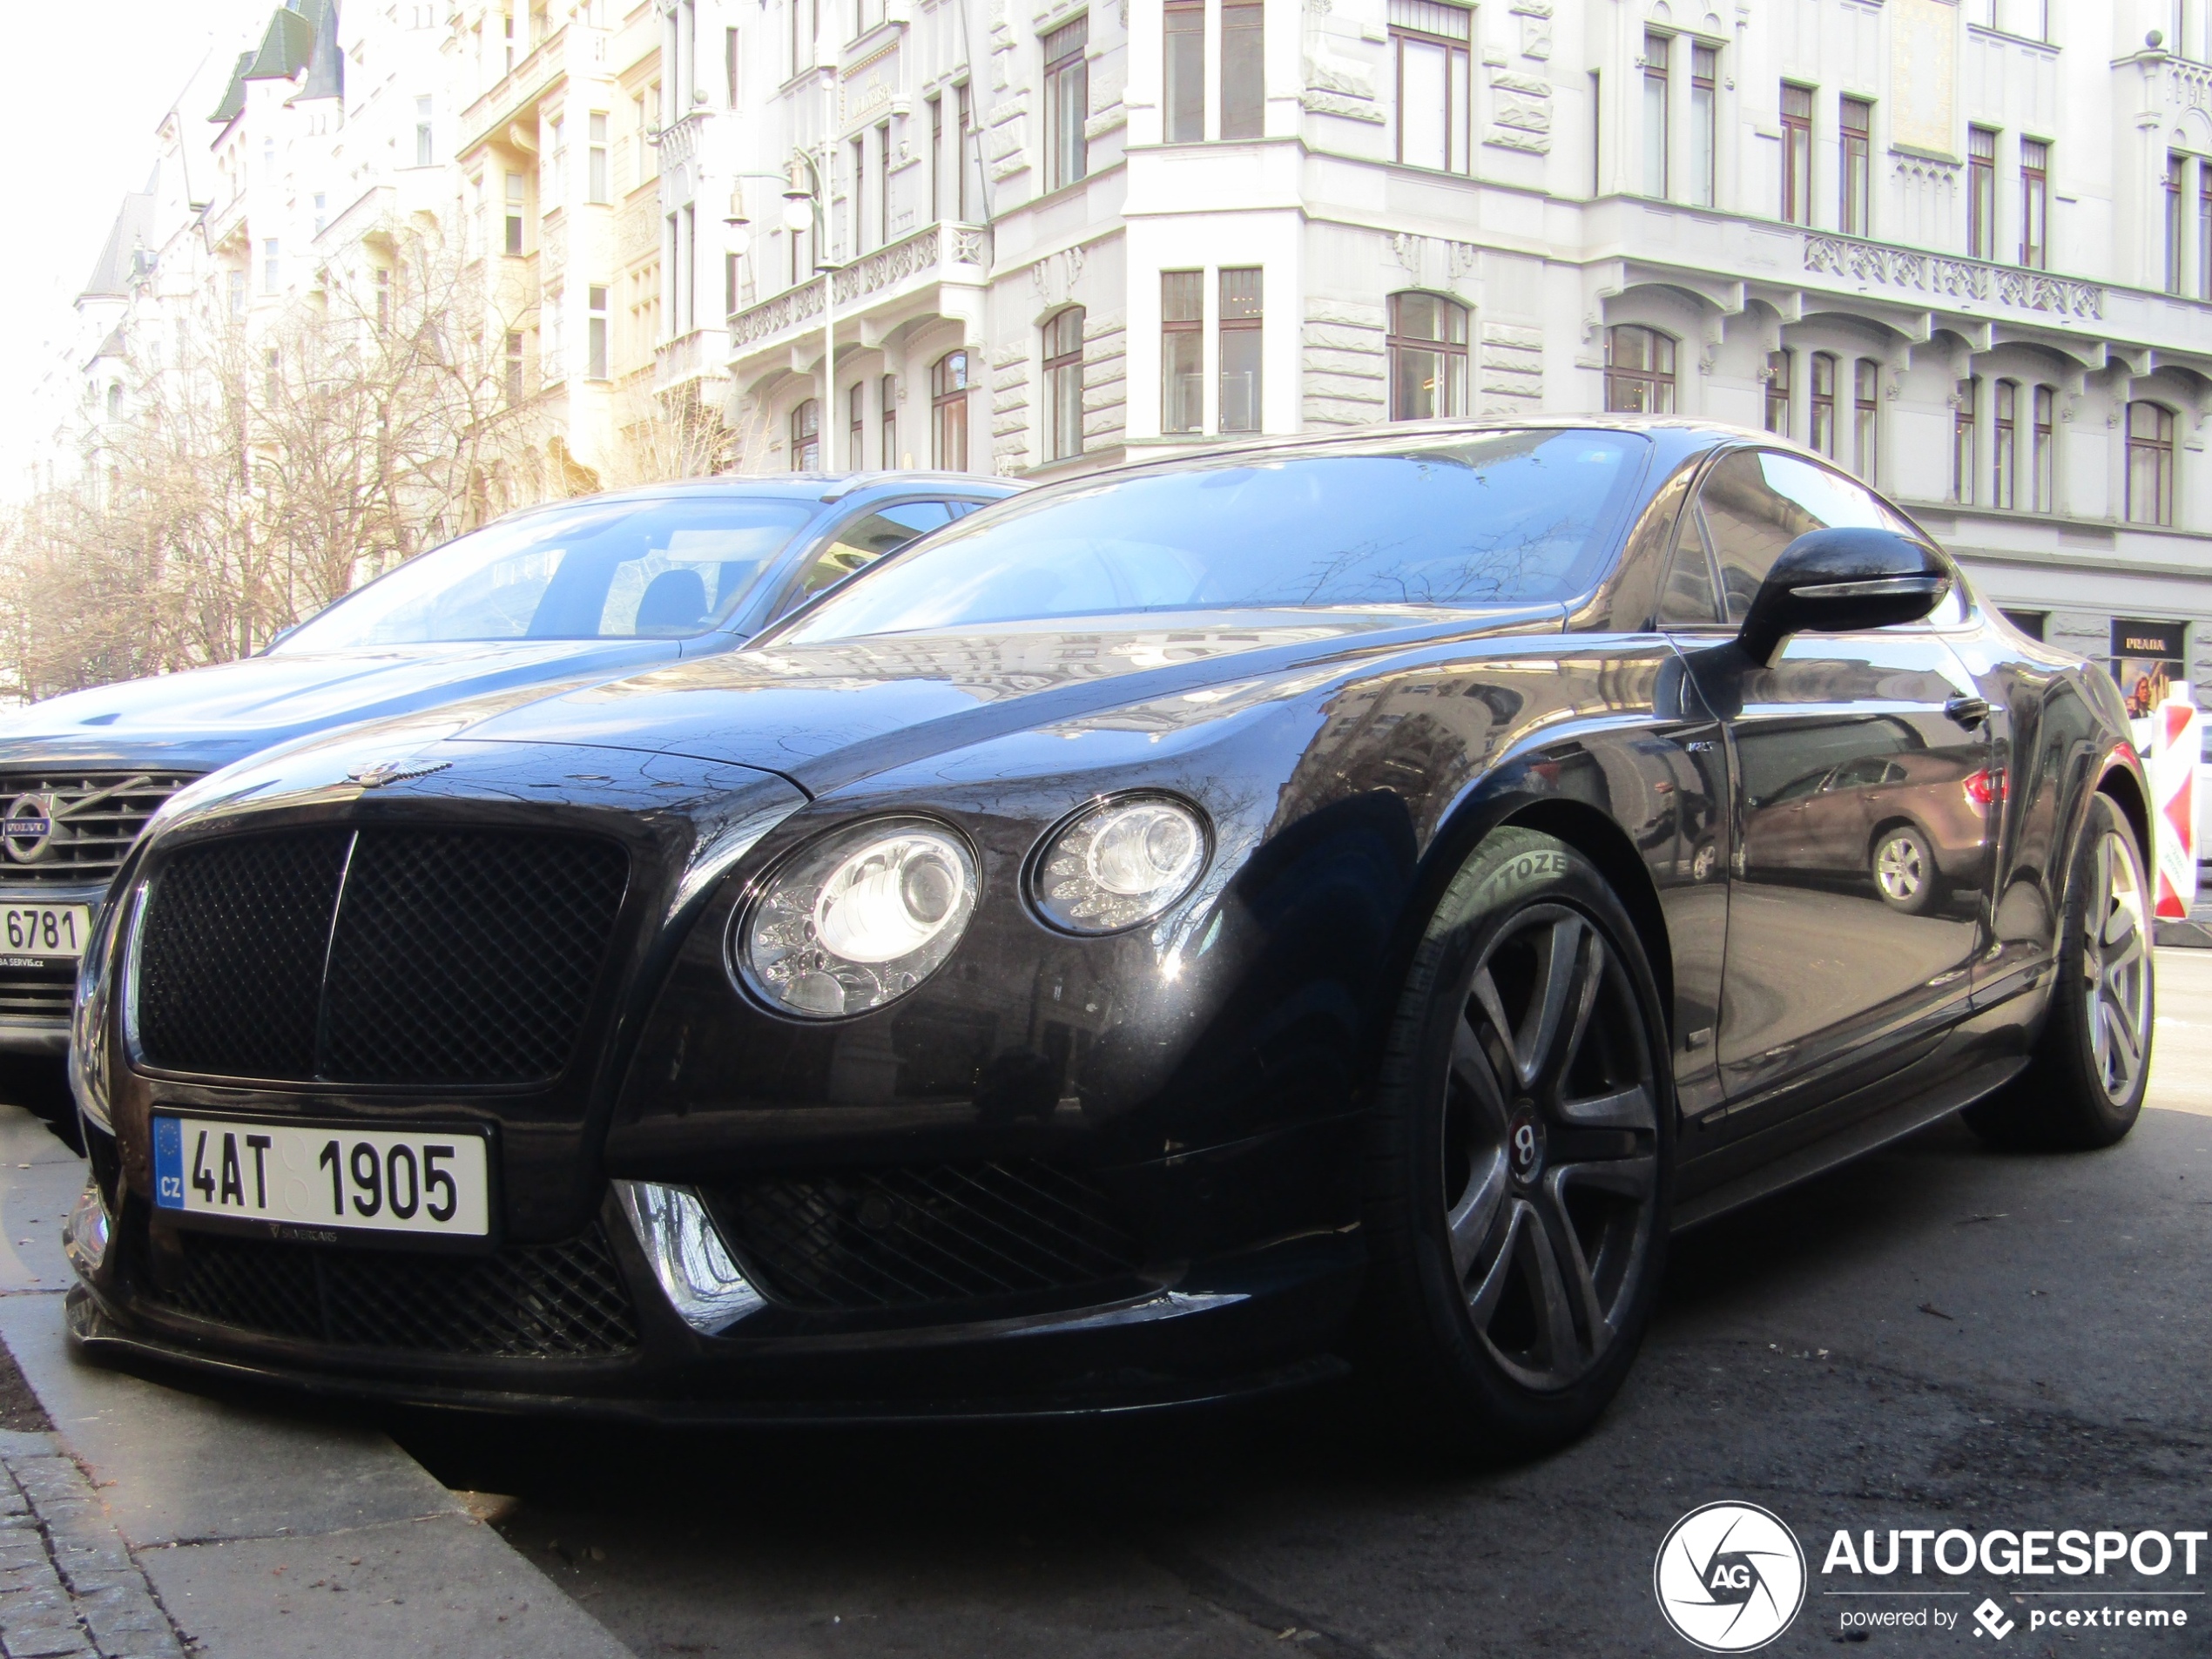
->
[133, 827, 630, 1086]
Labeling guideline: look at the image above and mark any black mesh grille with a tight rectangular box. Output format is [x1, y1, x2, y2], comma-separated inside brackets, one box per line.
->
[144, 1225, 640, 1359]
[322, 832, 631, 1084]
[709, 1161, 1144, 1312]
[0, 772, 200, 887]
[133, 828, 628, 1086]
[136, 832, 350, 1078]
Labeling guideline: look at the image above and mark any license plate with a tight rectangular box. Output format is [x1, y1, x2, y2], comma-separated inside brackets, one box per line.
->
[152, 1115, 491, 1242]
[0, 903, 91, 961]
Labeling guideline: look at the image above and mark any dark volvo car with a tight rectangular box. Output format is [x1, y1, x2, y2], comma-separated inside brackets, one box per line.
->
[62, 421, 2153, 1448]
[0, 474, 1008, 1060]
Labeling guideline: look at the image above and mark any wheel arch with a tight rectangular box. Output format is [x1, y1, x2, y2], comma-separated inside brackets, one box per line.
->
[1501, 798, 1678, 1047]
[2095, 759, 2153, 870]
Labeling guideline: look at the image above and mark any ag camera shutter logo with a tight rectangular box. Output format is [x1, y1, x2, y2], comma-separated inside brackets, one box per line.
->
[1654, 1502, 1807, 1652]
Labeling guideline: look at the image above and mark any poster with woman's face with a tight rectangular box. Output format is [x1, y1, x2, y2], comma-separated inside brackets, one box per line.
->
[2111, 620, 2186, 719]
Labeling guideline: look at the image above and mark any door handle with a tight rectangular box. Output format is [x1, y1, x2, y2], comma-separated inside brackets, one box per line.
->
[1945, 695, 1993, 729]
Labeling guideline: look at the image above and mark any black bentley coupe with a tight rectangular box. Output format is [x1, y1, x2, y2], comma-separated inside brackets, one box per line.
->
[62, 419, 2153, 1449]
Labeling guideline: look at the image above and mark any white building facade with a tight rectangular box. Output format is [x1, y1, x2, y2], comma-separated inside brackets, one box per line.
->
[720, 0, 2212, 700]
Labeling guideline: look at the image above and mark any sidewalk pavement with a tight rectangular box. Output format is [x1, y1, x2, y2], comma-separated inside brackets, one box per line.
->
[0, 1103, 635, 1659]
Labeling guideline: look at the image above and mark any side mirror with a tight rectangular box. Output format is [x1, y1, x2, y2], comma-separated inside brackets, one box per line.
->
[1737, 526, 1950, 665]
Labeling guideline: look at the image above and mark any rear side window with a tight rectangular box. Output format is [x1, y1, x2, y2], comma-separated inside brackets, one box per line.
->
[783, 500, 959, 609]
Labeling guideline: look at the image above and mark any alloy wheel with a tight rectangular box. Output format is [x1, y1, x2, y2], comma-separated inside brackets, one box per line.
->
[1874, 832, 1925, 905]
[1438, 905, 1660, 1393]
[2082, 826, 2152, 1103]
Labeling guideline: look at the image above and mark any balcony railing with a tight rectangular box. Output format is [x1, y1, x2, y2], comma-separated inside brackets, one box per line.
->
[658, 111, 709, 171]
[725, 222, 993, 352]
[1801, 232, 2105, 321]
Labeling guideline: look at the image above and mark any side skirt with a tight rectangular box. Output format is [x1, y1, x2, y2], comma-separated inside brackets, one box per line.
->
[1669, 1055, 2027, 1231]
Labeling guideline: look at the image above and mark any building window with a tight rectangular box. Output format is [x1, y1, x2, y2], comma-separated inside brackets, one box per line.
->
[791, 398, 820, 469]
[1764, 350, 1791, 436]
[1690, 44, 1716, 207]
[2000, 609, 2047, 642]
[1809, 351, 1837, 456]
[933, 350, 970, 469]
[1780, 84, 1811, 225]
[1604, 324, 1676, 413]
[587, 286, 607, 378]
[848, 381, 865, 468]
[2202, 162, 2212, 300]
[374, 266, 391, 327]
[1993, 380, 2018, 509]
[1952, 378, 1977, 505]
[1162, 269, 1203, 433]
[1386, 292, 1468, 419]
[1164, 0, 1204, 142]
[1043, 16, 1089, 191]
[880, 374, 898, 468]
[726, 27, 741, 106]
[1642, 32, 1669, 199]
[1222, 0, 1264, 138]
[504, 172, 525, 254]
[1840, 98, 1871, 234]
[1392, 0, 1472, 175]
[2032, 383, 2054, 511]
[415, 97, 435, 165]
[505, 330, 525, 402]
[2167, 154, 2186, 294]
[2020, 138, 2047, 267]
[928, 97, 943, 221]
[957, 84, 975, 219]
[2126, 401, 2175, 526]
[589, 112, 609, 202]
[550, 117, 567, 201]
[1045, 306, 1086, 461]
[1966, 126, 1996, 259]
[851, 136, 867, 256]
[1852, 358, 1878, 482]
[1218, 266, 1263, 432]
[263, 238, 280, 292]
[228, 268, 246, 319]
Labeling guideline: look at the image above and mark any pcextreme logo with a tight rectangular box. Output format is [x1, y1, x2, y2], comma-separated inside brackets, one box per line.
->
[1654, 1502, 1808, 1652]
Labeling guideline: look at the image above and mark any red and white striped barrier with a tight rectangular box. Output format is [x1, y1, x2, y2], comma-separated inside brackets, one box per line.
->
[2150, 692, 2201, 921]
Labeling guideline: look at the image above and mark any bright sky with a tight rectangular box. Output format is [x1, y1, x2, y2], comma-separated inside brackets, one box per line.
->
[0, 0, 279, 495]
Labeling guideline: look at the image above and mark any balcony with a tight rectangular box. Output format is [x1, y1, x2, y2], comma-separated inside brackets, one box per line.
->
[725, 221, 992, 366]
[657, 327, 729, 389]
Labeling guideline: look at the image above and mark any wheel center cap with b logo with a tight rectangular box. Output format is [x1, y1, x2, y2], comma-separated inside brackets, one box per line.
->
[1507, 1103, 1546, 1186]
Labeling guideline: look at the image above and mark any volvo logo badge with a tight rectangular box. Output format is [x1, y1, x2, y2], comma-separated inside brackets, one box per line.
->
[347, 759, 452, 789]
[1, 795, 56, 864]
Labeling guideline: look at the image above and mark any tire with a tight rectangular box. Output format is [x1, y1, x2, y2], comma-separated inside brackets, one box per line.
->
[1871, 822, 1941, 915]
[1964, 793, 2154, 1151]
[1359, 826, 1674, 1459]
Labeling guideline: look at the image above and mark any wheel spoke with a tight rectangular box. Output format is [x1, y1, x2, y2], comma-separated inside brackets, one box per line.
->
[1446, 1150, 1509, 1282]
[1527, 1195, 1594, 1373]
[1465, 1198, 1533, 1326]
[2103, 999, 2142, 1082]
[1450, 1010, 1511, 1129]
[1548, 933, 1607, 1092]
[1556, 1082, 1656, 1134]
[1474, 915, 1585, 1089]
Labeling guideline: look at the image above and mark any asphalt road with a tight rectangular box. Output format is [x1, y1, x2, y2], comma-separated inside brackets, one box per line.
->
[379, 948, 2212, 1658]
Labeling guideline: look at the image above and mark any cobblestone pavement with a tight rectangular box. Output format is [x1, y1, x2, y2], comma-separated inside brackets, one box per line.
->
[0, 1431, 185, 1659]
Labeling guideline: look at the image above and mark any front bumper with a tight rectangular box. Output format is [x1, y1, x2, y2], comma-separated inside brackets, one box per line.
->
[66, 1176, 1364, 1423]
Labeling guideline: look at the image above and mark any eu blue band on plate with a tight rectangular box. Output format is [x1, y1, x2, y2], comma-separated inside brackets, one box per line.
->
[152, 1116, 185, 1211]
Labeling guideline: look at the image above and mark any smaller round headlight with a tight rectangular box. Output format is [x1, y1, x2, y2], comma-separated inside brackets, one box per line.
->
[738, 819, 977, 1018]
[1031, 796, 1209, 934]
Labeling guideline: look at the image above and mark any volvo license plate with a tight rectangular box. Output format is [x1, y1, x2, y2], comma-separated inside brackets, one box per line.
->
[0, 903, 91, 961]
[152, 1115, 491, 1241]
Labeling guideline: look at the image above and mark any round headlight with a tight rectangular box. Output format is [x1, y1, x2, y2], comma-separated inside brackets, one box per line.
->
[737, 819, 977, 1018]
[1030, 796, 1209, 934]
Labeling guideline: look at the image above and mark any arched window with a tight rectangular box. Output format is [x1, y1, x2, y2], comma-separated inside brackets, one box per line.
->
[1044, 308, 1085, 461]
[1993, 380, 2019, 509]
[932, 349, 970, 470]
[2126, 401, 2175, 526]
[1603, 324, 1676, 413]
[105, 383, 121, 420]
[1386, 293, 1467, 420]
[789, 398, 819, 470]
[1852, 359, 1879, 482]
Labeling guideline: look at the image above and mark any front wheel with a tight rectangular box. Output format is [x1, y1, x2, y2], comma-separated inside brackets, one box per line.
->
[1359, 826, 1674, 1458]
[1965, 793, 2154, 1150]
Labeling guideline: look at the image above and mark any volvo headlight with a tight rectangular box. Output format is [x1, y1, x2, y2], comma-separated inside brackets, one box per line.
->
[736, 819, 977, 1018]
[1029, 795, 1209, 934]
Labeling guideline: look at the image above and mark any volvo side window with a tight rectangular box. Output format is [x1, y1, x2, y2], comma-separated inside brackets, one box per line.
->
[780, 499, 959, 611]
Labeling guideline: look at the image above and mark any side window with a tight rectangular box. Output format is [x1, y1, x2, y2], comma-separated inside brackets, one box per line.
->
[1658, 495, 1722, 626]
[782, 500, 957, 609]
[1698, 449, 1927, 624]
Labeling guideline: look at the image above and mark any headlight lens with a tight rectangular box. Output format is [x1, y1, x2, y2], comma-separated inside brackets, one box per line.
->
[1030, 796, 1209, 934]
[737, 819, 977, 1017]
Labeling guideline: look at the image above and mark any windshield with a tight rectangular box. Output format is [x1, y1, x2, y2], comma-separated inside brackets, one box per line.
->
[783, 430, 1646, 642]
[276, 497, 819, 650]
